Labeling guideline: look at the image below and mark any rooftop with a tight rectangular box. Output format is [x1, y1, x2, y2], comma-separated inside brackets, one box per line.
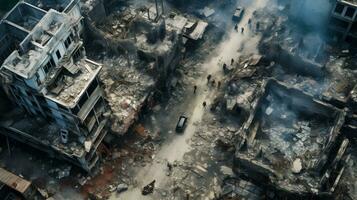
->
[44, 59, 102, 108]
[1, 9, 75, 79]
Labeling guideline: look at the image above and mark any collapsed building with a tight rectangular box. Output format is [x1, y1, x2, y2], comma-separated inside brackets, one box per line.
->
[222, 2, 357, 198]
[234, 79, 349, 197]
[0, 0, 109, 172]
[80, 0, 207, 135]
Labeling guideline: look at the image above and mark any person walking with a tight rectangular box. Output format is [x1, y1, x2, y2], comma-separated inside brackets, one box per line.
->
[223, 63, 227, 71]
[211, 79, 216, 87]
[207, 74, 212, 83]
[248, 18, 252, 29]
[193, 85, 197, 94]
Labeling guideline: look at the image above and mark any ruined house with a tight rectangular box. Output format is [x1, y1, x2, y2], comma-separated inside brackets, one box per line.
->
[234, 79, 349, 197]
[0, 0, 109, 172]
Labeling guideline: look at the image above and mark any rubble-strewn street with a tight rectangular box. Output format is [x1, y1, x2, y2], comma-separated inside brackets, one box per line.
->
[0, 0, 357, 200]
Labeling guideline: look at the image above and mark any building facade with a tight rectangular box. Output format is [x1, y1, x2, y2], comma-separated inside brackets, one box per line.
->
[0, 0, 108, 172]
[329, 0, 357, 43]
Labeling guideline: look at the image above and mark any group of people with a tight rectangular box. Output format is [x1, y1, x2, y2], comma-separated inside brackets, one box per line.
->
[234, 18, 260, 33]
[201, 56, 238, 109]
[193, 73, 222, 94]
[140, 11, 261, 200]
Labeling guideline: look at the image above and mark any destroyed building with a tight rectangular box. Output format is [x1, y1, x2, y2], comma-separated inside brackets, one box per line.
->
[80, 0, 207, 135]
[0, 0, 357, 199]
[234, 79, 349, 197]
[0, 0, 109, 172]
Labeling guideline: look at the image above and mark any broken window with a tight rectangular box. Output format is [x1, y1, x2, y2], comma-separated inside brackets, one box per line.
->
[78, 93, 89, 108]
[90, 122, 99, 135]
[56, 50, 62, 60]
[87, 79, 98, 96]
[73, 48, 82, 62]
[35, 72, 41, 86]
[84, 110, 96, 131]
[71, 105, 80, 115]
[94, 97, 104, 114]
[64, 34, 73, 49]
[345, 7, 355, 18]
[335, 3, 345, 14]
[43, 58, 55, 73]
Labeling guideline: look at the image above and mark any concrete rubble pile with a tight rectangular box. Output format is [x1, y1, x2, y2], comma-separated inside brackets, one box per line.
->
[99, 56, 155, 135]
[257, 6, 357, 107]
[235, 80, 348, 196]
[211, 2, 357, 199]
[79, 0, 210, 137]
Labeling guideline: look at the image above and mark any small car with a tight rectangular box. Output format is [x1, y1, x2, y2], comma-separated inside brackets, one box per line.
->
[176, 115, 188, 133]
[232, 7, 244, 22]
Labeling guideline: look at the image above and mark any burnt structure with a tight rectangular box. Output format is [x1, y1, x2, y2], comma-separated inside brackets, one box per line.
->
[234, 79, 349, 197]
[0, 0, 109, 172]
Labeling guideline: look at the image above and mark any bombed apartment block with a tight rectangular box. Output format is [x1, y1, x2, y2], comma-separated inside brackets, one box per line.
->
[0, 0, 109, 172]
[234, 79, 349, 197]
[329, 0, 357, 43]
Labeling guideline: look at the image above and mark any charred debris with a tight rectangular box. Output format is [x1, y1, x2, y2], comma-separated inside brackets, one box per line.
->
[0, 0, 356, 199]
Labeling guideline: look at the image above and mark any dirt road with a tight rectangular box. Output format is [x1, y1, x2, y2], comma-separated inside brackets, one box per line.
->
[111, 0, 269, 199]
